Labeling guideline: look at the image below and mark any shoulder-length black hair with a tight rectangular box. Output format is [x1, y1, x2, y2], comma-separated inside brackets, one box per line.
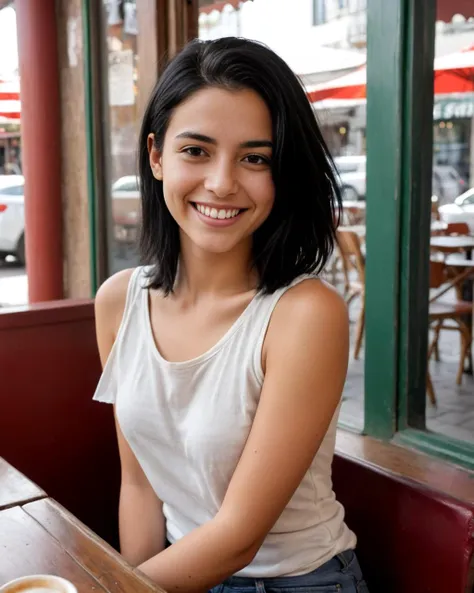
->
[138, 36, 341, 294]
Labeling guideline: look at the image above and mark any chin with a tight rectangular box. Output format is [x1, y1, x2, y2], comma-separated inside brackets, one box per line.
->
[186, 233, 245, 255]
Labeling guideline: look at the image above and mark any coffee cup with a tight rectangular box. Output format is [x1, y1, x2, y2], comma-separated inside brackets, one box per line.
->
[0, 575, 77, 593]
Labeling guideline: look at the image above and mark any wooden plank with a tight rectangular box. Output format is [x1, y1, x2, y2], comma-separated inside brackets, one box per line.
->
[0, 506, 108, 591]
[0, 457, 46, 511]
[23, 498, 162, 593]
[336, 430, 474, 505]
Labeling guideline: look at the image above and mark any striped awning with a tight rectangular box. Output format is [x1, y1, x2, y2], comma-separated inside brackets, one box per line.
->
[0, 79, 20, 121]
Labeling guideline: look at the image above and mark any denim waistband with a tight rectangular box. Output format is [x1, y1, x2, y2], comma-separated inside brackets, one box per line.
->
[222, 549, 356, 588]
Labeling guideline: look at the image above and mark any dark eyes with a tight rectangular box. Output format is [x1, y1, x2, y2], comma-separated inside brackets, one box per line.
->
[243, 154, 270, 166]
[184, 147, 206, 158]
[182, 147, 270, 166]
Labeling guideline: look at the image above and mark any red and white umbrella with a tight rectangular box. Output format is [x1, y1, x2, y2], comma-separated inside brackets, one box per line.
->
[307, 44, 474, 103]
[0, 78, 20, 121]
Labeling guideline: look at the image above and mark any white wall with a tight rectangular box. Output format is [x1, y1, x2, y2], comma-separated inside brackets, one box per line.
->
[198, 0, 365, 76]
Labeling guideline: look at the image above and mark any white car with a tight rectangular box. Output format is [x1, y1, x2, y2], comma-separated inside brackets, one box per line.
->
[0, 175, 25, 263]
[438, 188, 474, 233]
[334, 155, 465, 204]
[334, 156, 366, 201]
[111, 175, 141, 243]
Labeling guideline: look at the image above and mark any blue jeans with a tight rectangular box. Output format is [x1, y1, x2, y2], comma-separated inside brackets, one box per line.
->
[210, 550, 369, 593]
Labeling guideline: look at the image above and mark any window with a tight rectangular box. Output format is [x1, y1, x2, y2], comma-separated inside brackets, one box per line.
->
[0, 184, 24, 195]
[313, 0, 327, 26]
[112, 176, 139, 193]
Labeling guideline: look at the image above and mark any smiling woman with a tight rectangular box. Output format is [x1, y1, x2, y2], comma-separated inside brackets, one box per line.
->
[92, 37, 369, 593]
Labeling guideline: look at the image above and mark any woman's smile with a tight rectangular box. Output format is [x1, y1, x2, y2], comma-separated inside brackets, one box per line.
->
[189, 201, 247, 227]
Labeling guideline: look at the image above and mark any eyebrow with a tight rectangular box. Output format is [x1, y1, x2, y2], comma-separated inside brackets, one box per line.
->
[175, 131, 273, 149]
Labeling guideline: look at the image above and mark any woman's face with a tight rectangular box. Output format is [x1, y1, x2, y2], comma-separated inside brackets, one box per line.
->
[148, 87, 275, 256]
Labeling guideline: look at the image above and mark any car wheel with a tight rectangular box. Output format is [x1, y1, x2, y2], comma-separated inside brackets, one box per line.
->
[16, 234, 25, 266]
[341, 186, 360, 202]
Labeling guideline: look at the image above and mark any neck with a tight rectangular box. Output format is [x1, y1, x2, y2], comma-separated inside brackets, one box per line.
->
[175, 235, 257, 301]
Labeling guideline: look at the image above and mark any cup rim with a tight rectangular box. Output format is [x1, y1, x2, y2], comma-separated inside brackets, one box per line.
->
[0, 574, 77, 593]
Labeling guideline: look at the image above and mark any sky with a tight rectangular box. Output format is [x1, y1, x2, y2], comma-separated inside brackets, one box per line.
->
[0, 7, 18, 77]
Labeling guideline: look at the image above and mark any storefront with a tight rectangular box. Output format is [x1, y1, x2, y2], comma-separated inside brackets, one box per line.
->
[433, 95, 474, 185]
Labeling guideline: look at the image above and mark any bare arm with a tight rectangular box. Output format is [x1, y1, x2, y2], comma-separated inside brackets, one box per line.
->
[95, 270, 167, 565]
[137, 279, 349, 593]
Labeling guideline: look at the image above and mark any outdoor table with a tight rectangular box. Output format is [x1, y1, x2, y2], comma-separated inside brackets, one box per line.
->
[0, 457, 46, 511]
[0, 497, 162, 592]
[430, 236, 474, 301]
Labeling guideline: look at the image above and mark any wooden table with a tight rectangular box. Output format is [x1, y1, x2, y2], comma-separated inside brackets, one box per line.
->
[0, 498, 162, 593]
[431, 236, 474, 302]
[0, 457, 46, 510]
[430, 236, 474, 253]
[342, 221, 450, 239]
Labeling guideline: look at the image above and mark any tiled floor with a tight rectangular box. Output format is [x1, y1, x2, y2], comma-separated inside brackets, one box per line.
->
[337, 286, 474, 445]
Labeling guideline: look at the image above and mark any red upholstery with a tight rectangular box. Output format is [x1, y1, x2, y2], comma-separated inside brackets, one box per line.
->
[1, 301, 473, 592]
[333, 454, 474, 593]
[0, 300, 120, 547]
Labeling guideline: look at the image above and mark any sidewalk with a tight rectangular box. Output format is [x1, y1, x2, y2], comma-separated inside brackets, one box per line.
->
[340, 294, 474, 444]
[0, 261, 28, 308]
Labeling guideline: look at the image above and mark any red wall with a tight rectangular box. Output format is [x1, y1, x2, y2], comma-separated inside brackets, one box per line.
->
[0, 300, 120, 547]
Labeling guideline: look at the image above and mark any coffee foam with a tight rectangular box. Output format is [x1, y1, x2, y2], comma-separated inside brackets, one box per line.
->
[0, 576, 76, 593]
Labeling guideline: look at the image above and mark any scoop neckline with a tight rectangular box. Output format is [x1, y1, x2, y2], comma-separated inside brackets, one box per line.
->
[142, 279, 261, 369]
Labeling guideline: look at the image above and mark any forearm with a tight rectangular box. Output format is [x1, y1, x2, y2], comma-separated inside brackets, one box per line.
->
[119, 482, 166, 566]
[138, 516, 256, 593]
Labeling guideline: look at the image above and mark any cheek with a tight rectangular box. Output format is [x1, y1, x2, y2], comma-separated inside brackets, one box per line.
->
[252, 176, 275, 214]
[162, 162, 200, 204]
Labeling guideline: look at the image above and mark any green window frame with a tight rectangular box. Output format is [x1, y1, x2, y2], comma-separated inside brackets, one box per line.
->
[361, 0, 474, 471]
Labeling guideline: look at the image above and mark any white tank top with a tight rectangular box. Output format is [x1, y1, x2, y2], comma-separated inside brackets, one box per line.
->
[93, 266, 356, 577]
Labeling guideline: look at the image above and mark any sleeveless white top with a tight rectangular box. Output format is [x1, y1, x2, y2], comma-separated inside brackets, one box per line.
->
[93, 266, 356, 577]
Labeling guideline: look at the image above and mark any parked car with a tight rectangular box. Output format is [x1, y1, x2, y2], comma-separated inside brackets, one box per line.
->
[0, 175, 25, 264]
[334, 156, 366, 201]
[438, 187, 474, 233]
[334, 155, 465, 204]
[111, 175, 141, 243]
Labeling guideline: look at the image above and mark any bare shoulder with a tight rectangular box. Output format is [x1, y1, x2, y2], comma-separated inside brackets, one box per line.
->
[264, 278, 349, 361]
[95, 268, 136, 349]
[262, 278, 349, 384]
[274, 278, 347, 329]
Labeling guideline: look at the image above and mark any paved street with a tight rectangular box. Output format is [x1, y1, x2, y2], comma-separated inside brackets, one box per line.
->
[339, 286, 474, 445]
[0, 259, 28, 307]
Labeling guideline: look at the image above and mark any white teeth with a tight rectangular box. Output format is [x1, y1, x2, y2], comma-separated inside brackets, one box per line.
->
[194, 204, 241, 220]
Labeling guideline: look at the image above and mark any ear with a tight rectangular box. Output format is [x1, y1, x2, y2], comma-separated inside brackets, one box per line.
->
[147, 133, 163, 180]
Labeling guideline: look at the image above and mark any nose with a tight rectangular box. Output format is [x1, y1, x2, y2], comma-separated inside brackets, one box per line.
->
[204, 158, 238, 198]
